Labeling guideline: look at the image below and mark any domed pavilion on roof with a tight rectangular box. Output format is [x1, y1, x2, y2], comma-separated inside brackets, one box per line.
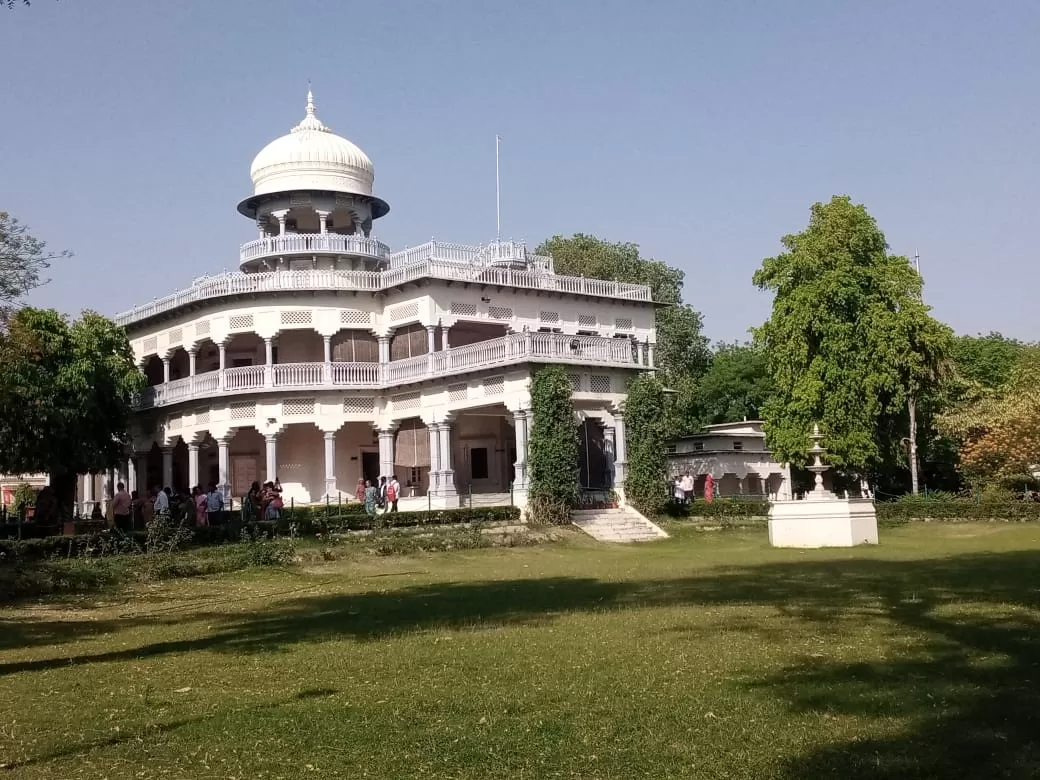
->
[75, 92, 662, 516]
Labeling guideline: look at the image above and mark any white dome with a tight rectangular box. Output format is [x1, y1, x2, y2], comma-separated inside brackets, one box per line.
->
[249, 92, 375, 198]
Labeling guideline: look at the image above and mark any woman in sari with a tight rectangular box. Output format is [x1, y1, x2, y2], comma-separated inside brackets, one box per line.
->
[363, 479, 378, 516]
[193, 486, 209, 526]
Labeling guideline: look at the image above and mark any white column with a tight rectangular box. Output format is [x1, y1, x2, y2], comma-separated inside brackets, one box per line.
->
[162, 356, 171, 383]
[378, 428, 395, 480]
[603, 425, 617, 487]
[188, 348, 197, 377]
[264, 337, 274, 387]
[426, 326, 436, 373]
[438, 421, 456, 496]
[272, 209, 289, 236]
[127, 455, 138, 494]
[512, 409, 529, 490]
[378, 335, 390, 364]
[161, 446, 174, 490]
[187, 442, 200, 489]
[613, 413, 628, 486]
[647, 343, 655, 368]
[637, 342, 646, 366]
[265, 434, 278, 483]
[218, 342, 227, 370]
[323, 335, 332, 382]
[428, 423, 441, 492]
[217, 437, 231, 500]
[104, 469, 115, 513]
[323, 430, 337, 497]
[80, 473, 94, 516]
[441, 326, 450, 350]
[316, 210, 330, 234]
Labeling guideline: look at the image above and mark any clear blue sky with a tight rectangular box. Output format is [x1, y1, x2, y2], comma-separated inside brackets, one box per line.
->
[2, 0, 1038, 343]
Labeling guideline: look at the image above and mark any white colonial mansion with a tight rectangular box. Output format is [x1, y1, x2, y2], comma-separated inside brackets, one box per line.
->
[72, 92, 658, 511]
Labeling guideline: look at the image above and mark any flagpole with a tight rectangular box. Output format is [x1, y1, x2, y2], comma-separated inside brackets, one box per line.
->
[495, 134, 501, 242]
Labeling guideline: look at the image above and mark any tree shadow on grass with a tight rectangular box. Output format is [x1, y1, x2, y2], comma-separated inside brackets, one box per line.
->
[0, 687, 338, 770]
[4, 549, 1040, 776]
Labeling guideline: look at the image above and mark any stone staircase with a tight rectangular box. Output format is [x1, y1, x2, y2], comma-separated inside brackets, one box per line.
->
[571, 507, 669, 543]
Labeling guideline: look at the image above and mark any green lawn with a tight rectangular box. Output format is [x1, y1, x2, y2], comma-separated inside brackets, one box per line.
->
[2, 523, 1040, 778]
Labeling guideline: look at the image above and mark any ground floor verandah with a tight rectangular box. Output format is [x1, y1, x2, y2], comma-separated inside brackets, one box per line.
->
[77, 403, 628, 513]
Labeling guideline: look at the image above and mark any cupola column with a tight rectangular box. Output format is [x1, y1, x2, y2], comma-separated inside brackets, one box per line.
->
[271, 209, 290, 237]
[162, 356, 171, 384]
[441, 325, 451, 350]
[187, 348, 197, 377]
[316, 210, 331, 235]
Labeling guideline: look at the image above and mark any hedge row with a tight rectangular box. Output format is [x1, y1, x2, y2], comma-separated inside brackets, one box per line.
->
[0, 506, 522, 563]
[663, 497, 1040, 523]
[875, 499, 1040, 522]
[278, 505, 520, 534]
[664, 499, 770, 519]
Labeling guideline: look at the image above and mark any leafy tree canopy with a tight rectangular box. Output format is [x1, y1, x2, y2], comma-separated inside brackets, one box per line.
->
[940, 345, 1040, 484]
[0, 212, 68, 314]
[950, 332, 1027, 392]
[753, 195, 951, 471]
[0, 308, 143, 513]
[537, 234, 710, 381]
[696, 342, 773, 425]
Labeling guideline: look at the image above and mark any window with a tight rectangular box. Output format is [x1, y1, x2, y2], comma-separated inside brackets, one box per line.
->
[693, 442, 704, 452]
[409, 467, 421, 487]
[471, 447, 489, 480]
[733, 441, 743, 451]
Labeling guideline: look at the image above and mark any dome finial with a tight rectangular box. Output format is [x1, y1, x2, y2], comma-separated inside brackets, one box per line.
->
[292, 84, 330, 134]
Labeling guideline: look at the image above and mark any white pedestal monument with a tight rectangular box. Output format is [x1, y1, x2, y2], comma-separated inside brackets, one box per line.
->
[768, 425, 879, 548]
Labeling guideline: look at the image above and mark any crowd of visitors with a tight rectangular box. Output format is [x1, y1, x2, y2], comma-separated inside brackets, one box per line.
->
[63, 470, 409, 532]
[357, 474, 402, 516]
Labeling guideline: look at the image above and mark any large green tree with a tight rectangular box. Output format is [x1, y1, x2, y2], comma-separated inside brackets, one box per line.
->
[537, 234, 710, 433]
[695, 342, 773, 425]
[0, 308, 143, 516]
[753, 196, 951, 477]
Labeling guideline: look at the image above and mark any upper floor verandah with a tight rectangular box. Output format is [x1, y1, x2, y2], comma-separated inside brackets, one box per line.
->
[115, 240, 655, 328]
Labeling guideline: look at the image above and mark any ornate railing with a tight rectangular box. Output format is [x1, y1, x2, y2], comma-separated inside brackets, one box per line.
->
[133, 332, 643, 410]
[114, 241, 652, 326]
[240, 233, 391, 264]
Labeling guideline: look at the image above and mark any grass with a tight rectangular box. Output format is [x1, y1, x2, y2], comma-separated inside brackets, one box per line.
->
[2, 523, 1040, 778]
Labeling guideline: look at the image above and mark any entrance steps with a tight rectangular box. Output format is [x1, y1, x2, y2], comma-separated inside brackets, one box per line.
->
[571, 507, 669, 543]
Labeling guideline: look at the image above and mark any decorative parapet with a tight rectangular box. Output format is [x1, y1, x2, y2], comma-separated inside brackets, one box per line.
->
[115, 242, 653, 327]
[133, 331, 645, 410]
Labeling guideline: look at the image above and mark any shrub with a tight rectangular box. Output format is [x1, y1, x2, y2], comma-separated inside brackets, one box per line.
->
[623, 374, 669, 516]
[665, 499, 770, 520]
[876, 496, 1040, 522]
[527, 366, 580, 524]
[12, 483, 37, 515]
[0, 509, 520, 564]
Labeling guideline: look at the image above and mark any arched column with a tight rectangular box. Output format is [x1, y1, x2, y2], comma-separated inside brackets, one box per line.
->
[161, 445, 174, 490]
